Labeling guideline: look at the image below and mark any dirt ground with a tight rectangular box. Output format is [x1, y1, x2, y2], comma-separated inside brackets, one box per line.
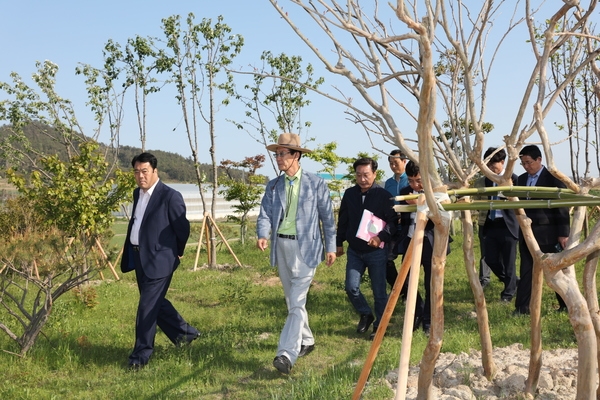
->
[386, 343, 585, 399]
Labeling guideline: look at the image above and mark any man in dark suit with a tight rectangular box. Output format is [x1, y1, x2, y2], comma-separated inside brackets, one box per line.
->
[121, 152, 199, 369]
[481, 147, 519, 302]
[514, 145, 570, 315]
[396, 161, 451, 335]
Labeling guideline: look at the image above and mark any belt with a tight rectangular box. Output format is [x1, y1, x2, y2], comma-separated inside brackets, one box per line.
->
[277, 234, 297, 240]
[132, 245, 140, 251]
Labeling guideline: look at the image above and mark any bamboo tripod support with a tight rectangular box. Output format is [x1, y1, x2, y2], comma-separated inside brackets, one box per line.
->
[94, 238, 120, 280]
[352, 195, 428, 400]
[193, 212, 243, 270]
[62, 237, 120, 281]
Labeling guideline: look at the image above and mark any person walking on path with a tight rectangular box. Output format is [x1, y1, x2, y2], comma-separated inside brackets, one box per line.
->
[336, 157, 397, 340]
[257, 133, 337, 374]
[121, 152, 199, 370]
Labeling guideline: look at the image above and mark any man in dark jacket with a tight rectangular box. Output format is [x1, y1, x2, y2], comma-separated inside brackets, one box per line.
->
[121, 152, 199, 369]
[396, 161, 451, 334]
[514, 145, 570, 315]
[336, 158, 397, 339]
[482, 147, 519, 302]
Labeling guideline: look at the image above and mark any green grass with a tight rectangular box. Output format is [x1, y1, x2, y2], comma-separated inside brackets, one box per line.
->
[0, 221, 583, 399]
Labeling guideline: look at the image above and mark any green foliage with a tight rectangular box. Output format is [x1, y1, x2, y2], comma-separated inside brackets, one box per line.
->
[219, 155, 265, 244]
[0, 228, 585, 398]
[304, 141, 351, 204]
[232, 50, 323, 174]
[7, 141, 135, 237]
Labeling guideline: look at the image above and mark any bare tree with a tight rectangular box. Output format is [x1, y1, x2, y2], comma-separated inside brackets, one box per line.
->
[271, 1, 600, 398]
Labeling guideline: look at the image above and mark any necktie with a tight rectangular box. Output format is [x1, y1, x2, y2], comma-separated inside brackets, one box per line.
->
[285, 177, 296, 217]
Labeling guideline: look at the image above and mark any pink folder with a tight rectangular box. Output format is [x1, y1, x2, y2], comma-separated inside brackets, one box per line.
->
[356, 209, 386, 248]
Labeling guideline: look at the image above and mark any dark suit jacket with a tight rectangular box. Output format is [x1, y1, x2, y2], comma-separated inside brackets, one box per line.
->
[121, 180, 191, 279]
[397, 185, 434, 250]
[517, 166, 570, 245]
[485, 174, 519, 238]
[396, 185, 452, 255]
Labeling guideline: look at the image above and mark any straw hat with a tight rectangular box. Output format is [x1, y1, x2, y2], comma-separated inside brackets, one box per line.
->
[266, 133, 312, 153]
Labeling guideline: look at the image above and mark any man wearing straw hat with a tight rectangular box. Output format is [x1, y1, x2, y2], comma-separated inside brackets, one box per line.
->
[257, 133, 337, 374]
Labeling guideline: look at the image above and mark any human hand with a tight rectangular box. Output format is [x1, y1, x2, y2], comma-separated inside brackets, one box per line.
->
[336, 246, 345, 257]
[368, 236, 381, 248]
[558, 236, 568, 250]
[257, 238, 268, 251]
[325, 252, 336, 266]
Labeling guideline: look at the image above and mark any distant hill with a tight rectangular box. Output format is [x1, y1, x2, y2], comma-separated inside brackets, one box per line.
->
[0, 122, 243, 183]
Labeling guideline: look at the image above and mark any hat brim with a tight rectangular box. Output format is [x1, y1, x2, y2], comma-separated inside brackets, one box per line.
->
[266, 143, 312, 153]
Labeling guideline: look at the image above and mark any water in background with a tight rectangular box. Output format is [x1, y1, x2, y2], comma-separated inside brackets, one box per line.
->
[117, 183, 261, 221]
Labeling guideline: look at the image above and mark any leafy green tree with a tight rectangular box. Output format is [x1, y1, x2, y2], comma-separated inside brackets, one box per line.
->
[303, 141, 351, 206]
[219, 155, 265, 245]
[159, 13, 243, 266]
[0, 142, 134, 356]
[232, 51, 323, 174]
[0, 61, 135, 356]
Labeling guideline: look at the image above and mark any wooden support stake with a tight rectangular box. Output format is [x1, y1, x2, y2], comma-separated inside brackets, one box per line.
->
[206, 213, 243, 268]
[205, 220, 212, 266]
[193, 213, 208, 271]
[395, 194, 428, 400]
[352, 237, 416, 400]
[32, 259, 40, 280]
[95, 238, 119, 280]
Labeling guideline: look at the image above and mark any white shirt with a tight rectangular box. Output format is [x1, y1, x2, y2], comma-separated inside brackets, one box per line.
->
[129, 179, 159, 245]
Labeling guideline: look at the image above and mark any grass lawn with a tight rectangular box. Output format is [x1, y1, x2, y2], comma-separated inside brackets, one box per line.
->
[0, 220, 581, 399]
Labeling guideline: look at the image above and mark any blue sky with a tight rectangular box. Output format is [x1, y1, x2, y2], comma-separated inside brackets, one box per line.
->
[1, 1, 574, 179]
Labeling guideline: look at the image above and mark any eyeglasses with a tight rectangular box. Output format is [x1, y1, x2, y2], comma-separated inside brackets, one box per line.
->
[520, 160, 537, 166]
[273, 151, 291, 158]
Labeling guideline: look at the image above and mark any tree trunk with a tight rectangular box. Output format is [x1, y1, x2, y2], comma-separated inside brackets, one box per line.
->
[460, 209, 496, 379]
[417, 214, 450, 399]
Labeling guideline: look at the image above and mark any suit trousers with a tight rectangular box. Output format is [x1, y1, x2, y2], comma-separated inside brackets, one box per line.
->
[515, 240, 567, 312]
[478, 227, 491, 285]
[275, 237, 316, 365]
[130, 251, 198, 364]
[483, 218, 517, 300]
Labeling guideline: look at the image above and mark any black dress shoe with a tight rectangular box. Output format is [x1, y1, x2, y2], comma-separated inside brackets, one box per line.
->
[176, 331, 200, 347]
[368, 327, 378, 341]
[356, 314, 375, 333]
[273, 355, 292, 374]
[422, 323, 430, 336]
[127, 361, 147, 371]
[298, 344, 315, 357]
[413, 315, 423, 332]
[512, 307, 530, 316]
